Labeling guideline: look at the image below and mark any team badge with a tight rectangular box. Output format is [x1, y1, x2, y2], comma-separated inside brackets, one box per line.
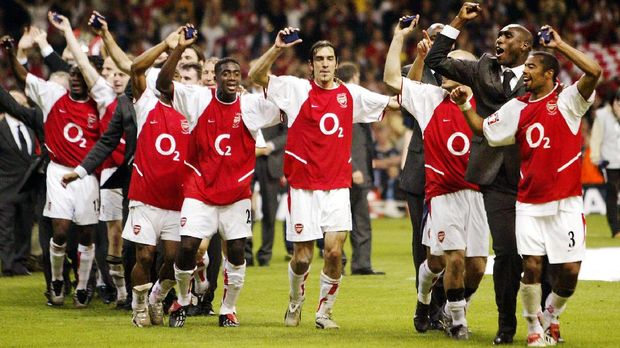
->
[546, 100, 558, 115]
[487, 113, 500, 125]
[133, 225, 141, 235]
[232, 113, 242, 128]
[336, 93, 348, 108]
[180, 217, 187, 227]
[181, 120, 190, 134]
[437, 231, 445, 243]
[295, 223, 304, 233]
[87, 113, 97, 128]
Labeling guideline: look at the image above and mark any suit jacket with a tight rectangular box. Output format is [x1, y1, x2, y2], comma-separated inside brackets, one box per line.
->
[425, 33, 525, 189]
[0, 116, 37, 203]
[260, 122, 287, 180]
[351, 123, 374, 187]
[399, 65, 442, 195]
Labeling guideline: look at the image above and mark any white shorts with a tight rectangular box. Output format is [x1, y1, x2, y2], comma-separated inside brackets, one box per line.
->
[179, 198, 252, 241]
[516, 211, 586, 264]
[428, 190, 490, 257]
[122, 202, 181, 246]
[286, 188, 352, 242]
[99, 167, 123, 221]
[43, 161, 99, 225]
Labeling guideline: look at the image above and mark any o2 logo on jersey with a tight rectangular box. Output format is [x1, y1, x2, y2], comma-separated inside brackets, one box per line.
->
[336, 93, 348, 108]
[63, 122, 87, 148]
[319, 113, 344, 138]
[155, 133, 181, 161]
[232, 113, 242, 128]
[215, 134, 232, 156]
[525, 123, 551, 149]
[87, 113, 97, 128]
[446, 132, 470, 156]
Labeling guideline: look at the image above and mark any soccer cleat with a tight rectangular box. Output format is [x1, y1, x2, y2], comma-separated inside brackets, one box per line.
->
[219, 313, 240, 327]
[447, 324, 469, 340]
[73, 289, 90, 308]
[315, 315, 339, 329]
[132, 307, 152, 327]
[284, 299, 304, 327]
[168, 301, 187, 328]
[148, 301, 164, 325]
[527, 333, 547, 347]
[543, 323, 560, 346]
[413, 301, 431, 333]
[50, 280, 65, 306]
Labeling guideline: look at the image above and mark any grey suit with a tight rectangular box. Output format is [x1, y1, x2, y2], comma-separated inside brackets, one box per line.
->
[426, 32, 524, 337]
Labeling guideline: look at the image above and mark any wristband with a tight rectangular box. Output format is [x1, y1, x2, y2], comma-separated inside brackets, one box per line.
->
[458, 101, 472, 112]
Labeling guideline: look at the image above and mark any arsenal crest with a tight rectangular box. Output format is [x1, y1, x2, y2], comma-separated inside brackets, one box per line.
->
[437, 231, 445, 243]
[487, 113, 500, 125]
[87, 113, 97, 128]
[181, 120, 190, 134]
[180, 217, 187, 227]
[232, 113, 242, 128]
[133, 225, 141, 235]
[546, 100, 558, 115]
[336, 93, 348, 108]
[295, 223, 304, 233]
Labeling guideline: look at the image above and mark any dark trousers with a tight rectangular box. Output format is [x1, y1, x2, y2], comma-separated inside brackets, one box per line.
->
[481, 187, 522, 336]
[255, 159, 280, 265]
[0, 199, 34, 274]
[350, 184, 372, 271]
[91, 221, 113, 287]
[605, 168, 620, 235]
[405, 192, 426, 287]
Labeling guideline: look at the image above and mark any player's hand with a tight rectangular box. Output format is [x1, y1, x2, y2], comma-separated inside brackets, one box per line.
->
[456, 2, 481, 22]
[178, 24, 198, 48]
[61, 172, 79, 188]
[30, 27, 49, 48]
[352, 170, 364, 185]
[1, 35, 15, 53]
[88, 11, 109, 35]
[18, 27, 35, 50]
[48, 11, 72, 33]
[394, 15, 419, 36]
[538, 25, 563, 49]
[416, 30, 433, 59]
[275, 27, 302, 49]
[450, 86, 469, 105]
[165, 27, 182, 50]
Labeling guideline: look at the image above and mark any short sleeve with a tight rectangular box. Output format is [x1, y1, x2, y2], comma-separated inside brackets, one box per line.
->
[25, 73, 67, 122]
[145, 67, 161, 95]
[482, 98, 526, 147]
[266, 75, 311, 126]
[240, 93, 282, 132]
[346, 83, 389, 123]
[90, 77, 117, 117]
[171, 82, 213, 128]
[134, 88, 159, 135]
[558, 82, 595, 135]
[400, 78, 447, 131]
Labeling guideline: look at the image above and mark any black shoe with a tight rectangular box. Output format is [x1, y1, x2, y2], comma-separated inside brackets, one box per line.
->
[447, 324, 469, 340]
[413, 301, 431, 333]
[168, 301, 187, 328]
[74, 289, 90, 308]
[258, 260, 270, 267]
[201, 299, 216, 316]
[219, 313, 239, 327]
[493, 332, 514, 345]
[351, 268, 386, 275]
[246, 258, 255, 266]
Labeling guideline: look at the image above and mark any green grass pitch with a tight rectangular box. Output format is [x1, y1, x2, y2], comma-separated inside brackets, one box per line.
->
[1, 215, 619, 347]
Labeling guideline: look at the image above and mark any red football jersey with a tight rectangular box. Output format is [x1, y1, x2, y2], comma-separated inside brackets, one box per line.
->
[91, 78, 125, 169]
[401, 79, 479, 201]
[128, 89, 190, 211]
[171, 83, 281, 205]
[483, 83, 593, 205]
[266, 76, 389, 190]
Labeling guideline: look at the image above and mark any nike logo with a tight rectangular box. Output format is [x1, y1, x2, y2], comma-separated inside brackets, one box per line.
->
[59, 108, 67, 113]
[208, 119, 216, 123]
[311, 104, 319, 108]
[149, 120, 158, 124]
[442, 119, 450, 122]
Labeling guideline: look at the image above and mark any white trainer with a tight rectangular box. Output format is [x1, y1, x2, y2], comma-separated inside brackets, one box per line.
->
[132, 307, 152, 327]
[148, 301, 164, 325]
[284, 299, 304, 327]
[315, 314, 339, 329]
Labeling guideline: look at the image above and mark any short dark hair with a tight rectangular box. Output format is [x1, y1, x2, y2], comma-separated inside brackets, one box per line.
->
[88, 55, 104, 73]
[531, 51, 559, 81]
[186, 44, 205, 63]
[179, 63, 203, 80]
[309, 40, 338, 63]
[335, 62, 359, 83]
[214, 57, 240, 75]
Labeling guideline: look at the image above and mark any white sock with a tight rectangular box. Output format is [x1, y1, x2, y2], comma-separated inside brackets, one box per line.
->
[448, 299, 467, 327]
[520, 282, 543, 335]
[193, 253, 210, 295]
[543, 292, 568, 327]
[49, 239, 66, 282]
[174, 263, 194, 306]
[109, 263, 127, 301]
[149, 279, 176, 305]
[417, 260, 443, 305]
[132, 282, 152, 311]
[76, 244, 95, 290]
[288, 262, 309, 303]
[220, 260, 246, 315]
[316, 271, 341, 318]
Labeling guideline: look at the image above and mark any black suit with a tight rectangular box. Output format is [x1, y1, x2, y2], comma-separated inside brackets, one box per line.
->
[426, 32, 525, 337]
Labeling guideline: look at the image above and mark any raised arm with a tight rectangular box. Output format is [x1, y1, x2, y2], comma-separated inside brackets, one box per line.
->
[407, 31, 433, 82]
[2, 36, 28, 83]
[30, 26, 71, 73]
[451, 86, 483, 136]
[89, 11, 131, 74]
[540, 26, 601, 100]
[48, 12, 100, 89]
[248, 27, 302, 88]
[384, 16, 419, 93]
[156, 25, 197, 100]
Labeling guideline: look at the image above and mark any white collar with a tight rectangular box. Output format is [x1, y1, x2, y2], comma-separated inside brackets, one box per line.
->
[4, 114, 24, 129]
[501, 64, 525, 80]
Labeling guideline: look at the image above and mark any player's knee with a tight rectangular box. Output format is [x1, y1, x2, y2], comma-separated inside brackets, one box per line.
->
[322, 248, 342, 266]
[446, 252, 465, 272]
[554, 287, 575, 298]
[428, 255, 445, 273]
[226, 239, 246, 266]
[136, 247, 155, 268]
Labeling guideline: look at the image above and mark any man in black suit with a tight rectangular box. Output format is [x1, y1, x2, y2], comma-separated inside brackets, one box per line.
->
[0, 90, 37, 276]
[425, 3, 531, 344]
